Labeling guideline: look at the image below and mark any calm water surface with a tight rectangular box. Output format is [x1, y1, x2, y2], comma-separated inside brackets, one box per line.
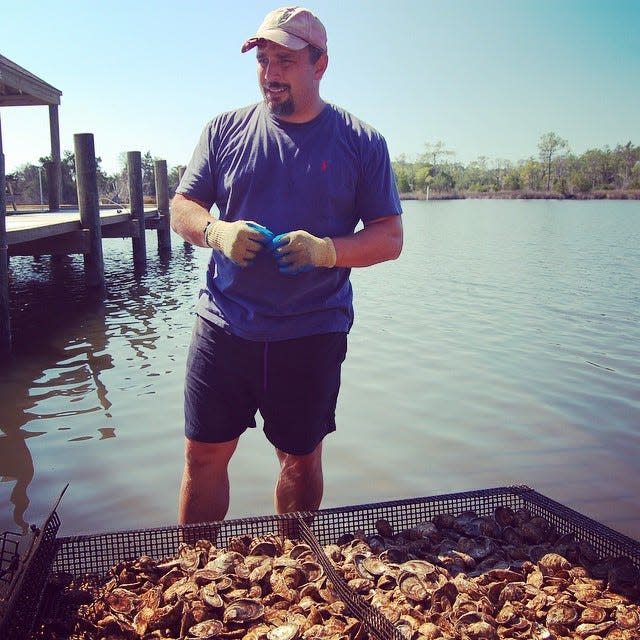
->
[1, 199, 639, 540]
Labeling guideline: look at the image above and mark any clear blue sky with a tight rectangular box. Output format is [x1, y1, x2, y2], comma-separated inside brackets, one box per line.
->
[1, 0, 638, 174]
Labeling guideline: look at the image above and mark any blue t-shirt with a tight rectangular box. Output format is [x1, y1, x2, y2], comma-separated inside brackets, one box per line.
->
[177, 102, 402, 341]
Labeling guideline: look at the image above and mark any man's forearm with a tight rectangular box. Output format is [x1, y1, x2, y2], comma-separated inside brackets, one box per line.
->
[332, 215, 403, 268]
[170, 193, 213, 247]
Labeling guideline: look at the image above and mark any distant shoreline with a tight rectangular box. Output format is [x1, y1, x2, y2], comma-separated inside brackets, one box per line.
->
[400, 189, 640, 201]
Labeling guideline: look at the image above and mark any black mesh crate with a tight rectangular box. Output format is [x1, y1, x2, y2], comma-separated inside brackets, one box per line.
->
[14, 485, 640, 639]
[0, 490, 64, 640]
[305, 485, 640, 567]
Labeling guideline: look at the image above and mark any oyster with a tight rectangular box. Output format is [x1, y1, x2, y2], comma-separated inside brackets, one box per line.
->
[41, 506, 640, 640]
[398, 571, 430, 602]
[545, 603, 578, 633]
[267, 621, 300, 640]
[104, 587, 137, 614]
[223, 598, 265, 624]
[187, 618, 224, 638]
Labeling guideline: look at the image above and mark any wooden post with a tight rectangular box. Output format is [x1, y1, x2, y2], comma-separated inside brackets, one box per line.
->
[74, 133, 105, 291]
[48, 105, 62, 211]
[0, 114, 11, 354]
[154, 159, 171, 252]
[127, 151, 146, 266]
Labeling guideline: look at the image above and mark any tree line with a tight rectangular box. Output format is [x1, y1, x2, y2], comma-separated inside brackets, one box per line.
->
[393, 134, 640, 198]
[5, 132, 640, 207]
[5, 151, 183, 208]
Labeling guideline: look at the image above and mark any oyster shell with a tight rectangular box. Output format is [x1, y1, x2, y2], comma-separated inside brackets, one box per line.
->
[267, 621, 300, 640]
[187, 618, 224, 638]
[223, 598, 265, 624]
[398, 571, 430, 603]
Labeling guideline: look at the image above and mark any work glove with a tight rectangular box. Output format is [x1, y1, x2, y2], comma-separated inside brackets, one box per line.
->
[271, 230, 336, 275]
[205, 220, 273, 266]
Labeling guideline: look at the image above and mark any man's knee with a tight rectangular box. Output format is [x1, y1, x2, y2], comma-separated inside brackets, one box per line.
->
[277, 442, 323, 474]
[184, 438, 238, 468]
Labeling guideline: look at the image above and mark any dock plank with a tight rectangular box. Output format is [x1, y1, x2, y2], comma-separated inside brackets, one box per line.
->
[6, 207, 159, 245]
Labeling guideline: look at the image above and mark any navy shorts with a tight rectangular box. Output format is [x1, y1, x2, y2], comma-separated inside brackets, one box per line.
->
[184, 315, 348, 455]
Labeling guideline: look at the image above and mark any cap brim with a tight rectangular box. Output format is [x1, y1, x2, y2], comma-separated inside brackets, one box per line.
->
[241, 29, 309, 53]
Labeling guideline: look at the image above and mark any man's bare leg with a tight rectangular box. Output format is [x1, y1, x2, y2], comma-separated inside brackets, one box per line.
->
[274, 442, 323, 514]
[178, 437, 239, 524]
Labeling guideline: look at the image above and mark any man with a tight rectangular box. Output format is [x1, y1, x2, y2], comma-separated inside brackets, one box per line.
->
[171, 6, 403, 524]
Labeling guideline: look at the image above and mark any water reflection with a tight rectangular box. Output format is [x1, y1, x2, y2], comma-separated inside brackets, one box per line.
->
[0, 277, 113, 531]
[0, 428, 43, 533]
[0, 240, 198, 533]
[2, 210, 637, 541]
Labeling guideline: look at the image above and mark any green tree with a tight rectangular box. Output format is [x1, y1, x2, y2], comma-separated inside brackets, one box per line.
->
[614, 142, 640, 188]
[519, 157, 545, 191]
[168, 165, 184, 195]
[142, 151, 156, 198]
[503, 169, 522, 191]
[538, 132, 568, 191]
[422, 140, 454, 168]
[413, 164, 433, 192]
[393, 167, 412, 193]
[631, 161, 640, 189]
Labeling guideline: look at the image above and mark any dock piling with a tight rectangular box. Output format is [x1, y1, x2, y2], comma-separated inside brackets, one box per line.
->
[74, 133, 105, 292]
[127, 151, 146, 267]
[154, 160, 171, 252]
[0, 145, 11, 355]
[48, 105, 62, 211]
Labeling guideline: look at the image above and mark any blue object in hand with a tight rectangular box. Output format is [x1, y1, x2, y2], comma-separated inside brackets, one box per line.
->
[271, 233, 314, 274]
[247, 222, 275, 244]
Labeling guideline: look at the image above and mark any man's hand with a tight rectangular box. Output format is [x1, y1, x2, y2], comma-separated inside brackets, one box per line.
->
[206, 220, 273, 266]
[271, 230, 336, 274]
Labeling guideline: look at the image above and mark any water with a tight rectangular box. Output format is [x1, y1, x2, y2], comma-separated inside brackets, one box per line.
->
[1, 199, 639, 540]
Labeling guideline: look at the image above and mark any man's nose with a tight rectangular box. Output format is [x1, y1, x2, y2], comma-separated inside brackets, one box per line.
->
[264, 61, 282, 81]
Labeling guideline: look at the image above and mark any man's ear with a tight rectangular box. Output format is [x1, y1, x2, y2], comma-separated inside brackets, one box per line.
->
[315, 53, 328, 80]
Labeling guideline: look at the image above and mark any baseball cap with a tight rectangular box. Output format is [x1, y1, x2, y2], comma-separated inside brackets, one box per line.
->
[241, 7, 327, 53]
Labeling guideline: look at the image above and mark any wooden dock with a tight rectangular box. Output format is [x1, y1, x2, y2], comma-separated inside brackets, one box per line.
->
[6, 206, 159, 252]
[0, 134, 173, 354]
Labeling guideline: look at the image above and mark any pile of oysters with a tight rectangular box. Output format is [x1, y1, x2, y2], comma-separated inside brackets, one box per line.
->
[36, 505, 639, 640]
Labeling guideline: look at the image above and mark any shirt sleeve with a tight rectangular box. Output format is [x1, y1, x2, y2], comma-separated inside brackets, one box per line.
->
[176, 121, 217, 207]
[356, 133, 403, 223]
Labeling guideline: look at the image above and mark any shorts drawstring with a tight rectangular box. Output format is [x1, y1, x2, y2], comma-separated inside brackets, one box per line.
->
[263, 342, 269, 393]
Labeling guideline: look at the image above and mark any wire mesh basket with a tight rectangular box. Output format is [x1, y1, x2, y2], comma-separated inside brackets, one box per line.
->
[305, 485, 640, 565]
[0, 488, 64, 640]
[11, 485, 640, 639]
[0, 530, 22, 591]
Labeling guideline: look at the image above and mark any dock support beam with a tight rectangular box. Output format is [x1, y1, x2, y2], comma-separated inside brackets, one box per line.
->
[154, 160, 171, 252]
[0, 116, 11, 355]
[48, 105, 62, 211]
[127, 151, 146, 267]
[74, 133, 105, 292]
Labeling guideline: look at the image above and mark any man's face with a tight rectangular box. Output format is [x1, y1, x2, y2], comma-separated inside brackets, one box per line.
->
[256, 41, 325, 121]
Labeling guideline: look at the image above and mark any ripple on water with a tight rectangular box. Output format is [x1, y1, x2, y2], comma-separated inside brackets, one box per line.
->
[1, 203, 639, 539]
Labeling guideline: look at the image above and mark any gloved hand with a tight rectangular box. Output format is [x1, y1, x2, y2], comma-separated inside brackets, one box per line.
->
[271, 230, 336, 274]
[205, 220, 273, 266]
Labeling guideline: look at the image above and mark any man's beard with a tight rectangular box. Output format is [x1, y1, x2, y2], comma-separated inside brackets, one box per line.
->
[269, 98, 295, 116]
[263, 84, 295, 116]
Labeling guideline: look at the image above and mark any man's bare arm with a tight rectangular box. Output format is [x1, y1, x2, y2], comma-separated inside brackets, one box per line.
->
[170, 193, 269, 266]
[332, 215, 403, 268]
[170, 193, 214, 247]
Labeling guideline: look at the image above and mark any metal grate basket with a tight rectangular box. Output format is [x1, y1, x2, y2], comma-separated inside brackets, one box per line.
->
[14, 485, 640, 639]
[305, 485, 640, 566]
[0, 530, 22, 590]
[0, 489, 64, 640]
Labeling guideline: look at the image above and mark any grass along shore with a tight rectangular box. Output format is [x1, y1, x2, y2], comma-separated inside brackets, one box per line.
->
[400, 189, 640, 201]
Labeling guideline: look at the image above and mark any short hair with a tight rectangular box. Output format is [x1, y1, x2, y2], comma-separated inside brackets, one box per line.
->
[308, 45, 325, 64]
